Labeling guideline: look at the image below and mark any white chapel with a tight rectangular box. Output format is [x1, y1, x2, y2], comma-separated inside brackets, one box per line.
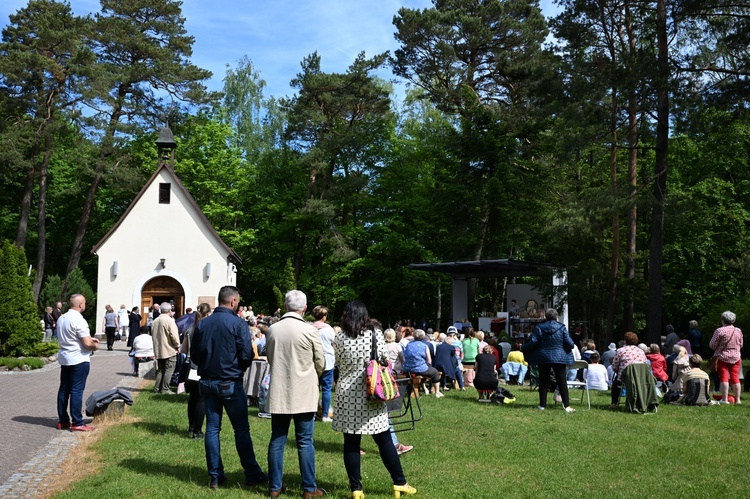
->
[91, 127, 240, 329]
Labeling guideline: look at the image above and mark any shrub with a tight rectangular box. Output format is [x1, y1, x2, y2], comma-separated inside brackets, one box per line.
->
[0, 357, 45, 370]
[0, 240, 44, 356]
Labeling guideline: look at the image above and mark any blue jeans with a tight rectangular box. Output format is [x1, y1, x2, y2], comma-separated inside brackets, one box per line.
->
[319, 369, 334, 417]
[200, 379, 266, 485]
[57, 362, 90, 426]
[455, 366, 465, 389]
[268, 412, 317, 492]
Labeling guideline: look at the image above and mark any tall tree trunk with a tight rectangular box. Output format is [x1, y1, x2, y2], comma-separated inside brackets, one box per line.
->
[623, 110, 638, 332]
[467, 196, 491, 321]
[16, 158, 37, 248]
[647, 0, 670, 344]
[32, 140, 53, 301]
[623, 3, 639, 333]
[436, 277, 442, 330]
[61, 110, 120, 300]
[605, 96, 619, 343]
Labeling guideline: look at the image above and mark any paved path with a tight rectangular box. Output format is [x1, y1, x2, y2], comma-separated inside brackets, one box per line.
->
[0, 342, 150, 497]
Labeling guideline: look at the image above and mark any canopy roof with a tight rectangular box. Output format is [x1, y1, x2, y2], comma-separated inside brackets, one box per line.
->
[409, 259, 563, 279]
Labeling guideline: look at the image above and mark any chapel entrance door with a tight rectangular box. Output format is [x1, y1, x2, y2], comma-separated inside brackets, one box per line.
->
[140, 276, 184, 325]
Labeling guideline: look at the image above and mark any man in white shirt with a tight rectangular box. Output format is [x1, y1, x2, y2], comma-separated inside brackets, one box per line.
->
[56, 294, 99, 431]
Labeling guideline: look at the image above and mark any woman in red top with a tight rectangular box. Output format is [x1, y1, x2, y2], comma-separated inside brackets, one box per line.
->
[709, 311, 743, 405]
[646, 344, 668, 384]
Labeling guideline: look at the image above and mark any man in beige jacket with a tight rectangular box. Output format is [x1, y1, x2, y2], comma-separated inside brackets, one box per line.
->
[151, 302, 180, 394]
[266, 290, 326, 498]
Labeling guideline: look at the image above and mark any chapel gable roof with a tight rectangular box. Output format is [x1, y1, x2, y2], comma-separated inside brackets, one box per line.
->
[91, 163, 241, 263]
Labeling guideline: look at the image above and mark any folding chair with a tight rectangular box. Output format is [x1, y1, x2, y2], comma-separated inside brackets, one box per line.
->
[388, 377, 423, 432]
[527, 364, 540, 390]
[556, 359, 590, 409]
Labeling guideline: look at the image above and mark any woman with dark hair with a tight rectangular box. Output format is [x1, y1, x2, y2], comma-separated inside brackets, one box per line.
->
[522, 308, 576, 413]
[332, 300, 416, 499]
[181, 303, 211, 439]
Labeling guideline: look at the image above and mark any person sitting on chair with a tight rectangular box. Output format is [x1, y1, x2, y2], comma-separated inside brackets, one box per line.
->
[130, 326, 154, 376]
[609, 332, 648, 410]
[583, 352, 609, 391]
[403, 329, 443, 398]
[502, 343, 528, 385]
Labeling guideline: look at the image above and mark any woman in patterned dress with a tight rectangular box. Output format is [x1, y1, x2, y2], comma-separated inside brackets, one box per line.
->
[332, 300, 416, 499]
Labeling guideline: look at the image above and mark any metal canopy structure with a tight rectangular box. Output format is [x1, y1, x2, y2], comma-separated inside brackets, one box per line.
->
[409, 259, 568, 327]
[408, 259, 563, 279]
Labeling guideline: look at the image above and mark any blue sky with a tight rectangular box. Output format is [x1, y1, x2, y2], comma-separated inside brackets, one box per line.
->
[1, 0, 561, 100]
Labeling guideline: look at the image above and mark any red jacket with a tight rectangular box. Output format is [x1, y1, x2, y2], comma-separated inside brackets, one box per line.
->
[646, 352, 668, 382]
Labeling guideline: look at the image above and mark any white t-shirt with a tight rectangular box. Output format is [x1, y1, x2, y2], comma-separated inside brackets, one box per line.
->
[584, 363, 610, 391]
[132, 334, 155, 358]
[57, 309, 92, 366]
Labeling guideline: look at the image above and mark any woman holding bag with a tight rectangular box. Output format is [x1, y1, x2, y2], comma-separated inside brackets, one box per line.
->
[332, 300, 416, 499]
[709, 311, 743, 405]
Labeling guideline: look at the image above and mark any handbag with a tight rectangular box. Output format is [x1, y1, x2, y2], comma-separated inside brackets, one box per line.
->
[364, 328, 399, 402]
[177, 359, 192, 383]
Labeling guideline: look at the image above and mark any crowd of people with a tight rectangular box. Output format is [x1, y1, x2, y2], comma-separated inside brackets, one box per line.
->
[50, 288, 745, 496]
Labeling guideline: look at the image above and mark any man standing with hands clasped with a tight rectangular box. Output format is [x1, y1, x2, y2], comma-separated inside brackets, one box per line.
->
[266, 290, 326, 498]
[191, 286, 268, 490]
[56, 294, 99, 431]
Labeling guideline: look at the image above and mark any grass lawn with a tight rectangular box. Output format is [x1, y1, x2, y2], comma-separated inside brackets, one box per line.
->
[53, 379, 750, 499]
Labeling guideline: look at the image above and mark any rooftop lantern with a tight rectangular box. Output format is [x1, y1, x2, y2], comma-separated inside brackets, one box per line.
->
[155, 125, 177, 166]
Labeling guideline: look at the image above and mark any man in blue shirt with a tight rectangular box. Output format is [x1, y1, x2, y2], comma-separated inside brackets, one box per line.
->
[191, 286, 267, 490]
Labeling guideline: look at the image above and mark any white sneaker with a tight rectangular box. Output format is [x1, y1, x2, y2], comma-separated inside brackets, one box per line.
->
[719, 400, 731, 405]
[735, 400, 742, 405]
[321, 417, 333, 423]
[537, 406, 545, 411]
[565, 406, 576, 413]
[435, 392, 444, 398]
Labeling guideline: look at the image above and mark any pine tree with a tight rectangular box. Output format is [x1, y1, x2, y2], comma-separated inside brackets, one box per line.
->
[0, 239, 44, 356]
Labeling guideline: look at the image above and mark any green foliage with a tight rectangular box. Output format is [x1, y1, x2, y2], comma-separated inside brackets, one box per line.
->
[38, 274, 62, 311]
[0, 239, 45, 356]
[0, 356, 45, 370]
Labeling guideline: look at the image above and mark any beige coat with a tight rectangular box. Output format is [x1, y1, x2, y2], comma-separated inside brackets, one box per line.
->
[266, 312, 325, 414]
[151, 314, 180, 360]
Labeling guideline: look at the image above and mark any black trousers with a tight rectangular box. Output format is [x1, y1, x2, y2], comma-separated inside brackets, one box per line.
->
[343, 430, 406, 491]
[538, 363, 570, 408]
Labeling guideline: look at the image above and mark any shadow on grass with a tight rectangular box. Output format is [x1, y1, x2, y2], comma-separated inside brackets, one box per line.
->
[118, 457, 325, 494]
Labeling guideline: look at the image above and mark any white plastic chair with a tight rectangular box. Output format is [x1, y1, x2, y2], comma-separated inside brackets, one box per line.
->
[561, 359, 591, 409]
